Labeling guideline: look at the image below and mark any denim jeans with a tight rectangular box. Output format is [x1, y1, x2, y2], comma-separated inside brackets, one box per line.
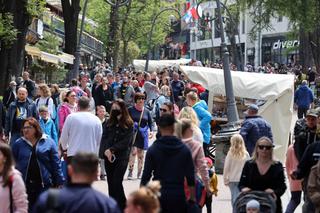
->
[229, 182, 240, 207]
[285, 191, 302, 213]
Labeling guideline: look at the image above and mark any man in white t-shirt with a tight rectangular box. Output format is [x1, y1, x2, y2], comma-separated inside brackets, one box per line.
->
[60, 96, 102, 163]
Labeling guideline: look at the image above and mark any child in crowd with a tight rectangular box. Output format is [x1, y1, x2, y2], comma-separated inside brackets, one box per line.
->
[39, 105, 58, 145]
[125, 181, 161, 213]
[205, 157, 218, 213]
[96, 105, 107, 180]
[246, 199, 260, 213]
[223, 134, 250, 207]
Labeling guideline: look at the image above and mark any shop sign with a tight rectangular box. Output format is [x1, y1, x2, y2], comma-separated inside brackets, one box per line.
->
[272, 40, 300, 50]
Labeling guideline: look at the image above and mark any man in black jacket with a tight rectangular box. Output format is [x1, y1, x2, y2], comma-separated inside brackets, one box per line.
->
[22, 72, 36, 99]
[141, 114, 195, 213]
[293, 109, 320, 161]
[3, 81, 17, 109]
[292, 142, 320, 213]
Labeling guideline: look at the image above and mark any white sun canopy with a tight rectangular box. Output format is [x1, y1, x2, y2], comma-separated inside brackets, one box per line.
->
[133, 59, 192, 72]
[180, 66, 295, 162]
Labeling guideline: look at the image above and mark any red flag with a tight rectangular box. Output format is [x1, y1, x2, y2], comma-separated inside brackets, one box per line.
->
[190, 7, 199, 20]
[186, 0, 190, 11]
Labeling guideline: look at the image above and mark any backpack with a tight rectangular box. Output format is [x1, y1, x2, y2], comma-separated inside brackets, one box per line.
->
[36, 97, 50, 108]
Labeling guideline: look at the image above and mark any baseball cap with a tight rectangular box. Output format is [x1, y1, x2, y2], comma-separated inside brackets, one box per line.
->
[306, 109, 318, 118]
[248, 104, 259, 111]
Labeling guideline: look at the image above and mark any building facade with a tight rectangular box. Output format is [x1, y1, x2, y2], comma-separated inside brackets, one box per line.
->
[189, 1, 298, 67]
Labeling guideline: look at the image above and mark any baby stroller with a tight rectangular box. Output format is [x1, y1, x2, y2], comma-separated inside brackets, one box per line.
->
[233, 191, 276, 213]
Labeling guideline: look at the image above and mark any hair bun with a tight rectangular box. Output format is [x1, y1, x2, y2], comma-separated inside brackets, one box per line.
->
[146, 181, 161, 198]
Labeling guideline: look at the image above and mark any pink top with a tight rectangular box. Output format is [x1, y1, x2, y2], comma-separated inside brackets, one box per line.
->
[286, 145, 302, 191]
[0, 169, 28, 213]
[58, 102, 78, 132]
[182, 138, 210, 191]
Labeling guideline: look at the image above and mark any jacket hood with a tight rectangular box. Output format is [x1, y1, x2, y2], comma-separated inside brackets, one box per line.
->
[299, 85, 310, 91]
[194, 100, 208, 110]
[155, 136, 186, 155]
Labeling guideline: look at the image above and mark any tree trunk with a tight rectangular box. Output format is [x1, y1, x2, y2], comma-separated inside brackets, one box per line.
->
[61, 0, 80, 73]
[299, 27, 313, 71]
[106, 2, 121, 69]
[120, 1, 132, 67]
[0, 0, 30, 95]
[309, 26, 320, 74]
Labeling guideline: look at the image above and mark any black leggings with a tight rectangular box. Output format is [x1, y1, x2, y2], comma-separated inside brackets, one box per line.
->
[105, 158, 128, 211]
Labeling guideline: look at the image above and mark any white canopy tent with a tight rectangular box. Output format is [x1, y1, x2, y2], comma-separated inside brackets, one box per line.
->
[133, 59, 192, 72]
[180, 66, 295, 162]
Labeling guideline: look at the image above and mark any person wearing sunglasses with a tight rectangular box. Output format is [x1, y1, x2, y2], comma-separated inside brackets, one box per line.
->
[239, 137, 286, 213]
[99, 99, 134, 211]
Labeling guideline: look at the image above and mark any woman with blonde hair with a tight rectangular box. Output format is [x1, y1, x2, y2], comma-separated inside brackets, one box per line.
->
[178, 106, 204, 144]
[35, 84, 55, 118]
[239, 137, 286, 213]
[223, 134, 250, 206]
[175, 118, 211, 201]
[125, 181, 161, 213]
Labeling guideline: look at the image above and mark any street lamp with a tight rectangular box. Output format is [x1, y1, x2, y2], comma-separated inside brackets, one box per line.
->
[145, 8, 181, 72]
[196, 0, 239, 124]
[196, 1, 244, 71]
[72, 0, 89, 80]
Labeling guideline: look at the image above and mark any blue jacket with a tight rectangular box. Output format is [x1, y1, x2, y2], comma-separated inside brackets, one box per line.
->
[193, 100, 212, 144]
[39, 118, 58, 145]
[240, 115, 273, 155]
[294, 85, 314, 108]
[4, 98, 38, 136]
[33, 184, 120, 213]
[12, 135, 64, 188]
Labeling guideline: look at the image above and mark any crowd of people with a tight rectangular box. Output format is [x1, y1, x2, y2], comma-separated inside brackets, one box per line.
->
[0, 64, 319, 213]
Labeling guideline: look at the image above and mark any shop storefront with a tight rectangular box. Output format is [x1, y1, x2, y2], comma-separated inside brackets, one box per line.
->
[261, 36, 299, 65]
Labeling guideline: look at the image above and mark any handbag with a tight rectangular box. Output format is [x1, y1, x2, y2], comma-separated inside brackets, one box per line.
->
[184, 176, 207, 208]
[132, 107, 144, 146]
[8, 174, 14, 213]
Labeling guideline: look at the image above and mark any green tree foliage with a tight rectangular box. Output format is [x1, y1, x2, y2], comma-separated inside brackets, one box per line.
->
[27, 0, 46, 18]
[86, 0, 182, 66]
[32, 32, 67, 83]
[0, 13, 18, 47]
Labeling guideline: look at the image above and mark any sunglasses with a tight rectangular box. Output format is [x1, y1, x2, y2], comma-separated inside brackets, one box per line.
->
[160, 108, 168, 112]
[258, 145, 273, 150]
[137, 97, 145, 100]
